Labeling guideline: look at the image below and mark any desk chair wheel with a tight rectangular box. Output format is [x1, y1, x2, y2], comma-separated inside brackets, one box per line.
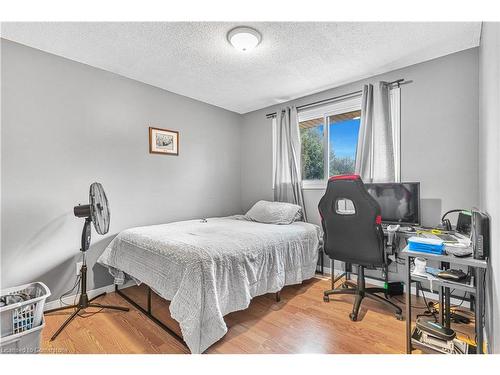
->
[349, 313, 358, 321]
[323, 295, 330, 303]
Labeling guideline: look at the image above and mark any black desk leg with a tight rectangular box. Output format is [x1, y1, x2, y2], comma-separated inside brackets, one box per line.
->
[405, 255, 412, 354]
[439, 261, 449, 326]
[470, 293, 476, 313]
[476, 268, 485, 354]
[439, 287, 445, 325]
[444, 287, 451, 329]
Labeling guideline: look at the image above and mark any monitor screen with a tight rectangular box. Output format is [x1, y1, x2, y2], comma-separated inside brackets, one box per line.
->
[364, 182, 420, 225]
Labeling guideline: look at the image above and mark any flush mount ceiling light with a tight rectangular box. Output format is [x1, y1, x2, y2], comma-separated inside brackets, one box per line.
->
[227, 26, 262, 52]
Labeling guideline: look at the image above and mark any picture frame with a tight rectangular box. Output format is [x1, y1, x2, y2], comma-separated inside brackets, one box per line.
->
[149, 127, 179, 155]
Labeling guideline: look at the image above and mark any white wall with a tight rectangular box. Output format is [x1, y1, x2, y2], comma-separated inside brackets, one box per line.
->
[479, 22, 500, 354]
[1, 39, 243, 302]
[0, 38, 487, 322]
[241, 48, 479, 227]
[241, 48, 479, 281]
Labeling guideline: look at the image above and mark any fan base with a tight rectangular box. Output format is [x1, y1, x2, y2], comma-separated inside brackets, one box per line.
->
[45, 292, 129, 341]
[45, 263, 129, 341]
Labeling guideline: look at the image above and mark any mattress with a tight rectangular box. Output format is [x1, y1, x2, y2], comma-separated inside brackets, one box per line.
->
[97, 215, 321, 353]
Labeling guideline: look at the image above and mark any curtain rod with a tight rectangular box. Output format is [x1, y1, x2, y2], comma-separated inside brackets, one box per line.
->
[265, 78, 410, 119]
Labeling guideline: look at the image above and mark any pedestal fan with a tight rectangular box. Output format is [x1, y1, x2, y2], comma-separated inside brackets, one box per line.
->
[46, 182, 129, 341]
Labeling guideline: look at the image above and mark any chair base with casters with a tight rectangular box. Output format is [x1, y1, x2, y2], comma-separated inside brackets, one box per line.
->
[323, 265, 403, 322]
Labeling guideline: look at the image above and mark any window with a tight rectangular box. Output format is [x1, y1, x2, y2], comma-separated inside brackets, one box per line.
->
[299, 95, 362, 188]
[299, 117, 325, 180]
[298, 89, 401, 188]
[272, 89, 401, 190]
[328, 110, 361, 176]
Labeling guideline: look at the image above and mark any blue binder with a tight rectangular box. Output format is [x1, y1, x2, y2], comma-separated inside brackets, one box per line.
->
[408, 236, 445, 255]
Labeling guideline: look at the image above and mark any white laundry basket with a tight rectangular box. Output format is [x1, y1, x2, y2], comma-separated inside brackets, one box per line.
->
[0, 318, 46, 354]
[0, 281, 51, 354]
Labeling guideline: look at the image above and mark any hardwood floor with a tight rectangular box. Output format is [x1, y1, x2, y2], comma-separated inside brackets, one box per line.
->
[41, 276, 473, 354]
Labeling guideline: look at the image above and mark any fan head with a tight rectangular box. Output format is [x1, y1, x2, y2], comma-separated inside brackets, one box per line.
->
[89, 182, 110, 235]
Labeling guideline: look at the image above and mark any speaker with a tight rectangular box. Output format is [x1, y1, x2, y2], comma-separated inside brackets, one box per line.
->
[472, 209, 490, 260]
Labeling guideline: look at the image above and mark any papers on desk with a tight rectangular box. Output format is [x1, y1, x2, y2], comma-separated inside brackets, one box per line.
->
[443, 234, 473, 256]
[444, 234, 471, 247]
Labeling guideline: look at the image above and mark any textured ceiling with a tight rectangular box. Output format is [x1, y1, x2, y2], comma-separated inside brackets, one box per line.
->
[1, 22, 481, 114]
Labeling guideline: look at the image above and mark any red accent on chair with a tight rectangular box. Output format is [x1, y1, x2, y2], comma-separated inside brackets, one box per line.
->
[375, 215, 382, 225]
[329, 174, 361, 181]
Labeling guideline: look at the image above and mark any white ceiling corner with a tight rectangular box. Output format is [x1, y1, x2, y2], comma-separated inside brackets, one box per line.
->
[1, 22, 481, 114]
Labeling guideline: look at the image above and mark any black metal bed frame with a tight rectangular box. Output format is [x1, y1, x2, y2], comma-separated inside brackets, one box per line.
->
[115, 284, 283, 350]
[114, 285, 187, 347]
[114, 248, 324, 350]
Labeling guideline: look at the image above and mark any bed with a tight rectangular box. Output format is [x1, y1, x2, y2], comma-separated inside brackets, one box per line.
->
[97, 209, 321, 354]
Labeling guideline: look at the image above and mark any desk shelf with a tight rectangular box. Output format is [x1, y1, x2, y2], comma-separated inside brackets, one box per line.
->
[410, 274, 477, 293]
[401, 246, 487, 354]
[410, 327, 475, 354]
[402, 249, 487, 269]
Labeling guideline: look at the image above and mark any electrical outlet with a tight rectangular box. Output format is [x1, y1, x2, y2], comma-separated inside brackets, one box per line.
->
[76, 261, 83, 276]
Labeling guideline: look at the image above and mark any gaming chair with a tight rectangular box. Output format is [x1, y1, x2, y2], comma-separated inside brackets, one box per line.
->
[318, 174, 402, 321]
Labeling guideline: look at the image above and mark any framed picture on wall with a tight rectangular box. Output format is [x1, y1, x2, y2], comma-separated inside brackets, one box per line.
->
[149, 127, 179, 155]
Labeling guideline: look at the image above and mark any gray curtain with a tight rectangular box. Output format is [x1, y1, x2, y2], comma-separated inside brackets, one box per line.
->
[373, 81, 395, 182]
[355, 82, 395, 182]
[273, 106, 307, 221]
[355, 84, 374, 181]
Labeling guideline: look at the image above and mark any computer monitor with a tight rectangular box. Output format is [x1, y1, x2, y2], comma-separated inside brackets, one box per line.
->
[364, 182, 421, 225]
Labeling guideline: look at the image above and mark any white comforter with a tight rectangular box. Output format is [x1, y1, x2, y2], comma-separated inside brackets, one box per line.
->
[97, 215, 321, 353]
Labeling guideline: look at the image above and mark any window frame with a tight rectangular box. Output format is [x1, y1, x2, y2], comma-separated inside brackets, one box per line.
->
[299, 95, 362, 189]
[271, 88, 401, 190]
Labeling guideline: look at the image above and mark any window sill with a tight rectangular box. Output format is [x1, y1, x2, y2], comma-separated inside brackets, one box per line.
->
[302, 181, 327, 190]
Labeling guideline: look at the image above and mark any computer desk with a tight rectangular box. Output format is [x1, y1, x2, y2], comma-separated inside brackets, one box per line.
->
[400, 247, 488, 354]
[388, 228, 472, 297]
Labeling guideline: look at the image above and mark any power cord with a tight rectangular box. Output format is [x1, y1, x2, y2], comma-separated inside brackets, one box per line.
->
[77, 307, 104, 318]
[58, 253, 84, 308]
[395, 255, 406, 265]
[67, 271, 105, 318]
[59, 274, 81, 307]
[392, 296, 429, 310]
[417, 283, 439, 321]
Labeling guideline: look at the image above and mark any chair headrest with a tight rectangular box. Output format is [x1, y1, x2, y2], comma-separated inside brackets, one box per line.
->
[328, 174, 361, 181]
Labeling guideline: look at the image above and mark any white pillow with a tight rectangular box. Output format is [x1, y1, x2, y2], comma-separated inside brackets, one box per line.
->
[245, 200, 302, 224]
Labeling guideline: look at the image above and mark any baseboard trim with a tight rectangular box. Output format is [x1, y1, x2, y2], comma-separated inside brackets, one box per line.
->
[319, 266, 470, 308]
[44, 281, 135, 311]
[46, 269, 471, 315]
